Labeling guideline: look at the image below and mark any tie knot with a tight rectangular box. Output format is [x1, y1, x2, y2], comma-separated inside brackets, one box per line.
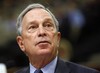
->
[34, 69, 43, 73]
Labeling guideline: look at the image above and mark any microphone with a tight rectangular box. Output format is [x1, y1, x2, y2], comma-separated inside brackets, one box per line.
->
[0, 63, 7, 73]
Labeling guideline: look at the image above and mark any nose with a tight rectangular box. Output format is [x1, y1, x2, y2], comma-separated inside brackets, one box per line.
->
[38, 26, 46, 37]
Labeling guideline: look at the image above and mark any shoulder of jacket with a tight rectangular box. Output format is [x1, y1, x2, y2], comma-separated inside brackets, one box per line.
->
[14, 67, 29, 73]
[65, 61, 100, 73]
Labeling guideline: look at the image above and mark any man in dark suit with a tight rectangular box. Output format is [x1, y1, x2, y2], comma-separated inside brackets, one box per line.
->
[15, 3, 100, 73]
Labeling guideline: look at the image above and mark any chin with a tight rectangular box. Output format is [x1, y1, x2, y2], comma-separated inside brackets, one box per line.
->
[38, 49, 53, 56]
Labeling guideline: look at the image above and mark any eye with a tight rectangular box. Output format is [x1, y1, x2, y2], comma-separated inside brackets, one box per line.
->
[44, 22, 54, 31]
[44, 22, 53, 27]
[29, 26, 36, 29]
[28, 25, 38, 32]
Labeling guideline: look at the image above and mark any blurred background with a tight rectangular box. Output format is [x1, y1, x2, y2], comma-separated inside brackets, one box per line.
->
[0, 0, 100, 73]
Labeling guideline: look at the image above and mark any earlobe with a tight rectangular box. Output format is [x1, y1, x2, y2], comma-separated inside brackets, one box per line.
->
[16, 36, 25, 52]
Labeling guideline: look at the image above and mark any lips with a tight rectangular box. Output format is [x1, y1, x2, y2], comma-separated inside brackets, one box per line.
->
[36, 40, 51, 46]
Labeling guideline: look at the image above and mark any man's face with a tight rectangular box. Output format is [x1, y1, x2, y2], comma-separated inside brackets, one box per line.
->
[17, 8, 61, 59]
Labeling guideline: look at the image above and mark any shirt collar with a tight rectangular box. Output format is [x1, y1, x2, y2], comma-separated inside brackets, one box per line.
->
[30, 56, 58, 73]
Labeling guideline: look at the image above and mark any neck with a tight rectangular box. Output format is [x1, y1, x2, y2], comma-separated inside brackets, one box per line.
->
[29, 55, 56, 69]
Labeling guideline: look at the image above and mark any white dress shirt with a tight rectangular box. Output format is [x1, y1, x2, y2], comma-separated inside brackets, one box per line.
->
[30, 56, 57, 73]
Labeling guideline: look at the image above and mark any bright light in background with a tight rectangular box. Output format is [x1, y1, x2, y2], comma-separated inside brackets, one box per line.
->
[0, 63, 7, 73]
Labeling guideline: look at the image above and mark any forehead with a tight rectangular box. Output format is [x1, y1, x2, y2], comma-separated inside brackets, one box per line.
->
[23, 8, 53, 21]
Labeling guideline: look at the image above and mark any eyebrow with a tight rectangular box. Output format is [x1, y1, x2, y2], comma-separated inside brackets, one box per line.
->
[43, 18, 54, 23]
[27, 17, 54, 27]
[29, 21, 38, 25]
[29, 18, 53, 23]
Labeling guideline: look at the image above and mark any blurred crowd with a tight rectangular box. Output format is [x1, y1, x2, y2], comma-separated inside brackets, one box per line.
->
[0, 0, 100, 72]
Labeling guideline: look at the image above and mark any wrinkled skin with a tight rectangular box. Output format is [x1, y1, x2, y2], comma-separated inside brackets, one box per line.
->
[17, 8, 61, 68]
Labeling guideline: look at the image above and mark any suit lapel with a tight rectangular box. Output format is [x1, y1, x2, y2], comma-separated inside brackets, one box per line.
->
[25, 58, 70, 73]
[55, 58, 70, 73]
[25, 67, 30, 73]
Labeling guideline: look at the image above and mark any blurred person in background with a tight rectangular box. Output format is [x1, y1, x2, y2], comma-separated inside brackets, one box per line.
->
[15, 3, 99, 73]
[59, 0, 85, 47]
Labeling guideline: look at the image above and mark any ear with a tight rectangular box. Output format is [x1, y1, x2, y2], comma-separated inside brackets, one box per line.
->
[57, 32, 61, 47]
[16, 36, 25, 52]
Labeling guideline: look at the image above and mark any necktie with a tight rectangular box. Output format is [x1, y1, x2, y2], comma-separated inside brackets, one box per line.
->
[34, 69, 43, 73]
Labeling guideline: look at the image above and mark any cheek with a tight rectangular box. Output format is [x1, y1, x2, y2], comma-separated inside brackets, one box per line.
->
[23, 35, 35, 51]
[50, 33, 58, 46]
[23, 33, 36, 45]
[23, 38, 37, 56]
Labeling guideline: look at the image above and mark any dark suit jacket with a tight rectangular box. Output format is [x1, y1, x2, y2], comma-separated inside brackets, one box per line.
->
[15, 58, 100, 73]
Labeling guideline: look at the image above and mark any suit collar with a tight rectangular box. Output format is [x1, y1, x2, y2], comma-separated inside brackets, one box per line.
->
[55, 58, 70, 73]
[25, 67, 30, 73]
[24, 58, 70, 73]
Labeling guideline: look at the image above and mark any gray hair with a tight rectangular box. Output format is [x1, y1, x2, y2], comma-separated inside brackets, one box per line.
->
[16, 3, 59, 35]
